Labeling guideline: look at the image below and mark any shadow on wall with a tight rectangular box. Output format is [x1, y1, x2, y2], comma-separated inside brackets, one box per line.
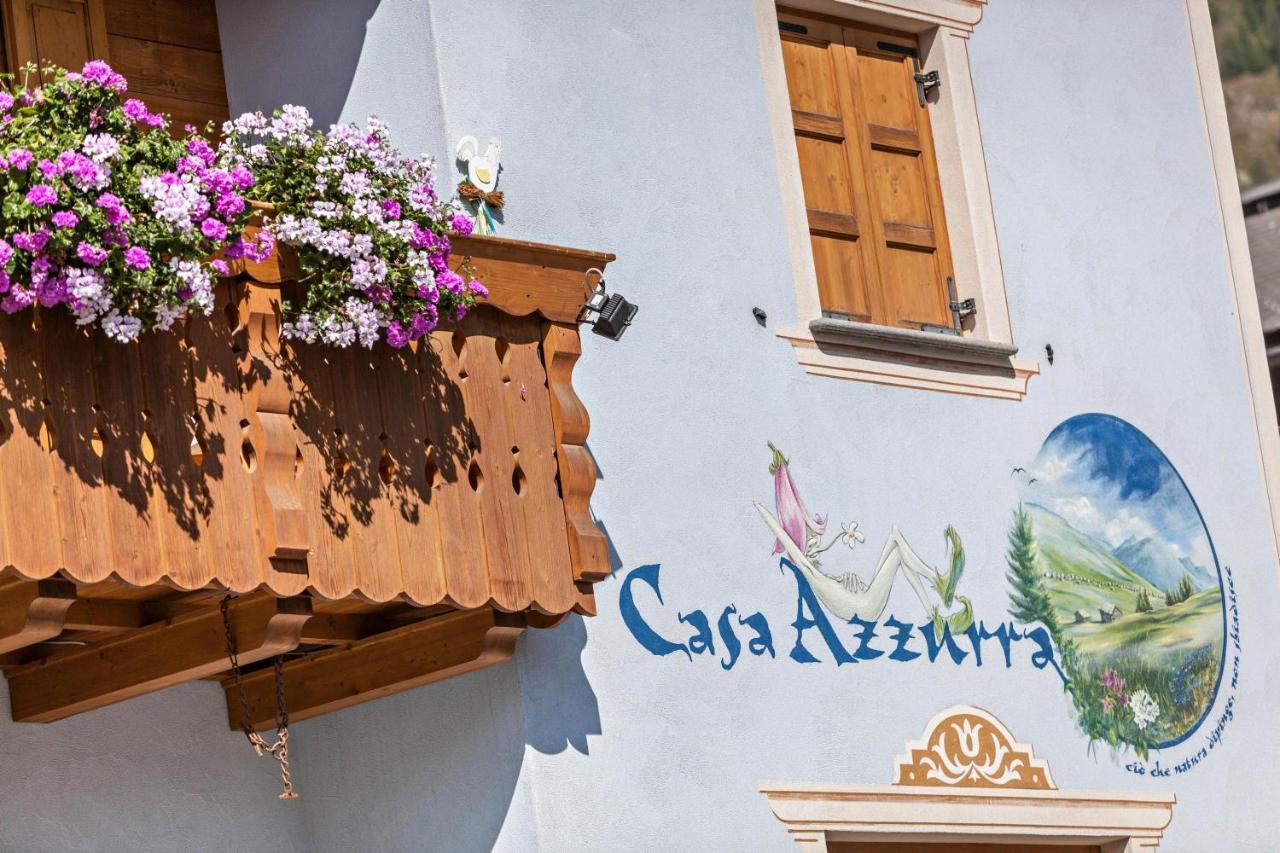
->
[215, 0, 383, 127]
[515, 478, 620, 755]
[520, 614, 602, 755]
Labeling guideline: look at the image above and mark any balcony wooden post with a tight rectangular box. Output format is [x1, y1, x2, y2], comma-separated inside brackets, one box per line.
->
[7, 593, 312, 723]
[225, 607, 526, 731]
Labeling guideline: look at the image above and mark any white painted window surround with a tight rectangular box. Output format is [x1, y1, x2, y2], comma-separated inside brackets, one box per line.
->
[754, 0, 1040, 401]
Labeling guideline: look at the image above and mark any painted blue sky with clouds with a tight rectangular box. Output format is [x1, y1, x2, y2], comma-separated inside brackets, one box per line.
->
[1022, 414, 1217, 576]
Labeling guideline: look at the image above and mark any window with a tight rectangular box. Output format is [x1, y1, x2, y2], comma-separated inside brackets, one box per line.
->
[757, 0, 1037, 400]
[780, 14, 957, 331]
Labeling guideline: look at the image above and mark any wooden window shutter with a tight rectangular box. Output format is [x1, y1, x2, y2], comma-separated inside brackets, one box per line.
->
[0, 0, 230, 137]
[779, 11, 957, 330]
[0, 0, 110, 78]
[779, 15, 879, 322]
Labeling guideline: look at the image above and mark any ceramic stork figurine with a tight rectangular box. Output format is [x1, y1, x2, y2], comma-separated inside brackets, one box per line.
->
[455, 136, 504, 235]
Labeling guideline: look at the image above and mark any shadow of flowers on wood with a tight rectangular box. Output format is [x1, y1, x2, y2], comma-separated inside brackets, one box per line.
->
[0, 297, 247, 547]
[285, 327, 478, 540]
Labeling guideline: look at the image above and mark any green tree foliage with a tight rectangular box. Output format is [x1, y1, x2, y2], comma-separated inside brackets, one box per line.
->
[1166, 572, 1197, 606]
[1135, 588, 1153, 613]
[1215, 0, 1280, 77]
[1005, 506, 1060, 635]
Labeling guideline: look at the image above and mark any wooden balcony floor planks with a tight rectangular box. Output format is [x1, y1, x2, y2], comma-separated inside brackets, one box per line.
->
[0, 235, 615, 727]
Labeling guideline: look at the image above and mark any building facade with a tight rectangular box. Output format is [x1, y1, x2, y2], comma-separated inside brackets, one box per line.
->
[0, 0, 1278, 851]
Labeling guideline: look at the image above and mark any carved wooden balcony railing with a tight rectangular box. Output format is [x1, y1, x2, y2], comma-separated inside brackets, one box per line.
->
[0, 233, 613, 727]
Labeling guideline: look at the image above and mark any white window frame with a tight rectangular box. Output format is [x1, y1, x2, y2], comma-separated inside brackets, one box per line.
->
[755, 0, 1040, 400]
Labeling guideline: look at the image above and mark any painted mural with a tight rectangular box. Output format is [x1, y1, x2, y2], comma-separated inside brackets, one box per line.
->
[1006, 414, 1226, 755]
[754, 442, 978, 639]
[619, 415, 1237, 772]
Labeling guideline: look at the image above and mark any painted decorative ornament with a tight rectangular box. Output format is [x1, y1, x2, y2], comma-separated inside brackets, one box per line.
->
[455, 135, 504, 235]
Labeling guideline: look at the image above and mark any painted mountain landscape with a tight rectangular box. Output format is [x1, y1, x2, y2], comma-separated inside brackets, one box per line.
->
[1007, 415, 1225, 753]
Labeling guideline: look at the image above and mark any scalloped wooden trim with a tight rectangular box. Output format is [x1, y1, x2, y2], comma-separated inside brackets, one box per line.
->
[542, 322, 609, 583]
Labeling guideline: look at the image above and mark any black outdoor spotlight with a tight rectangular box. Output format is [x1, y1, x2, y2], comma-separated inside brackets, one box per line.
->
[579, 268, 638, 341]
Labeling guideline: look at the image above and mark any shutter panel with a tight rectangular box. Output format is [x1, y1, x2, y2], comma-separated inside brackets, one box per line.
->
[778, 13, 880, 322]
[844, 27, 955, 329]
[1, 0, 109, 78]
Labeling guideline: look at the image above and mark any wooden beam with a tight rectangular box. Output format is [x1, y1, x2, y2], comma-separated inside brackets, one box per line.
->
[226, 607, 525, 731]
[0, 578, 77, 654]
[7, 594, 312, 723]
[298, 613, 370, 646]
[63, 598, 148, 632]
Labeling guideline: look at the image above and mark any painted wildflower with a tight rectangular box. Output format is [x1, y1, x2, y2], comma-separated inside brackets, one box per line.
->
[1128, 689, 1161, 730]
[218, 105, 485, 348]
[0, 61, 254, 340]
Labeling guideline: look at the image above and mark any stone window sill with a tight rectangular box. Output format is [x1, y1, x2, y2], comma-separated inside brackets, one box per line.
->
[777, 318, 1039, 401]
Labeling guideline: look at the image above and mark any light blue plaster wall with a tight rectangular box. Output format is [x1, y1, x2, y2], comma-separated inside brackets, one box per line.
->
[211, 1, 1280, 850]
[0, 679, 309, 853]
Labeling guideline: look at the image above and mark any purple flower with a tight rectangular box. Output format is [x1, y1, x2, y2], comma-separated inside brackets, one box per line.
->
[76, 242, 108, 267]
[81, 60, 127, 92]
[385, 321, 409, 348]
[96, 192, 130, 225]
[409, 183, 436, 209]
[2, 289, 34, 314]
[469, 280, 489, 300]
[409, 309, 437, 338]
[7, 148, 32, 170]
[211, 259, 230, 276]
[186, 137, 216, 166]
[214, 192, 246, 217]
[436, 269, 465, 295]
[25, 184, 57, 206]
[767, 443, 826, 556]
[12, 229, 49, 253]
[200, 218, 228, 241]
[122, 99, 149, 123]
[0, 92, 12, 112]
[380, 199, 402, 220]
[450, 213, 474, 236]
[51, 210, 79, 229]
[230, 166, 254, 190]
[123, 247, 150, 270]
[0, 239, 10, 265]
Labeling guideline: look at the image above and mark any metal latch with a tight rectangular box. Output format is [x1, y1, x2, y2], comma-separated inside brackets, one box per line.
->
[921, 278, 976, 336]
[877, 41, 940, 106]
[951, 296, 976, 321]
[915, 70, 941, 100]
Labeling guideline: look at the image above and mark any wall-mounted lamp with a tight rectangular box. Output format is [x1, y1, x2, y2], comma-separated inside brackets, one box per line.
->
[579, 269, 638, 341]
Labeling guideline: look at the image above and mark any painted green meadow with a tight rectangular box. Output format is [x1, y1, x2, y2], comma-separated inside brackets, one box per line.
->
[1007, 416, 1226, 756]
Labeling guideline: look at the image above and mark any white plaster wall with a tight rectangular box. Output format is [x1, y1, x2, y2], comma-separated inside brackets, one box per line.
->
[0, 678, 308, 853]
[205, 1, 1280, 851]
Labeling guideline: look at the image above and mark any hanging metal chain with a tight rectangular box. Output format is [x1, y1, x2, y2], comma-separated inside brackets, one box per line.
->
[220, 595, 298, 800]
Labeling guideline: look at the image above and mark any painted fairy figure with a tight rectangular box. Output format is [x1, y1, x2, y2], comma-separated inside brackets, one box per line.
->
[753, 442, 974, 638]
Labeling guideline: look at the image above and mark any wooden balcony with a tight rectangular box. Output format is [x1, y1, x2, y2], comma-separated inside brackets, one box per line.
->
[0, 234, 614, 727]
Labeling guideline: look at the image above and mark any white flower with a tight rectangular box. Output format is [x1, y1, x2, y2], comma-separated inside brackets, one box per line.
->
[101, 310, 142, 343]
[840, 521, 865, 548]
[82, 133, 120, 161]
[67, 267, 110, 324]
[1129, 689, 1160, 730]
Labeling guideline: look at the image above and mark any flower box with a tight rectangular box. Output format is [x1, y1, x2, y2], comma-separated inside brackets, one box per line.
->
[0, 234, 614, 726]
